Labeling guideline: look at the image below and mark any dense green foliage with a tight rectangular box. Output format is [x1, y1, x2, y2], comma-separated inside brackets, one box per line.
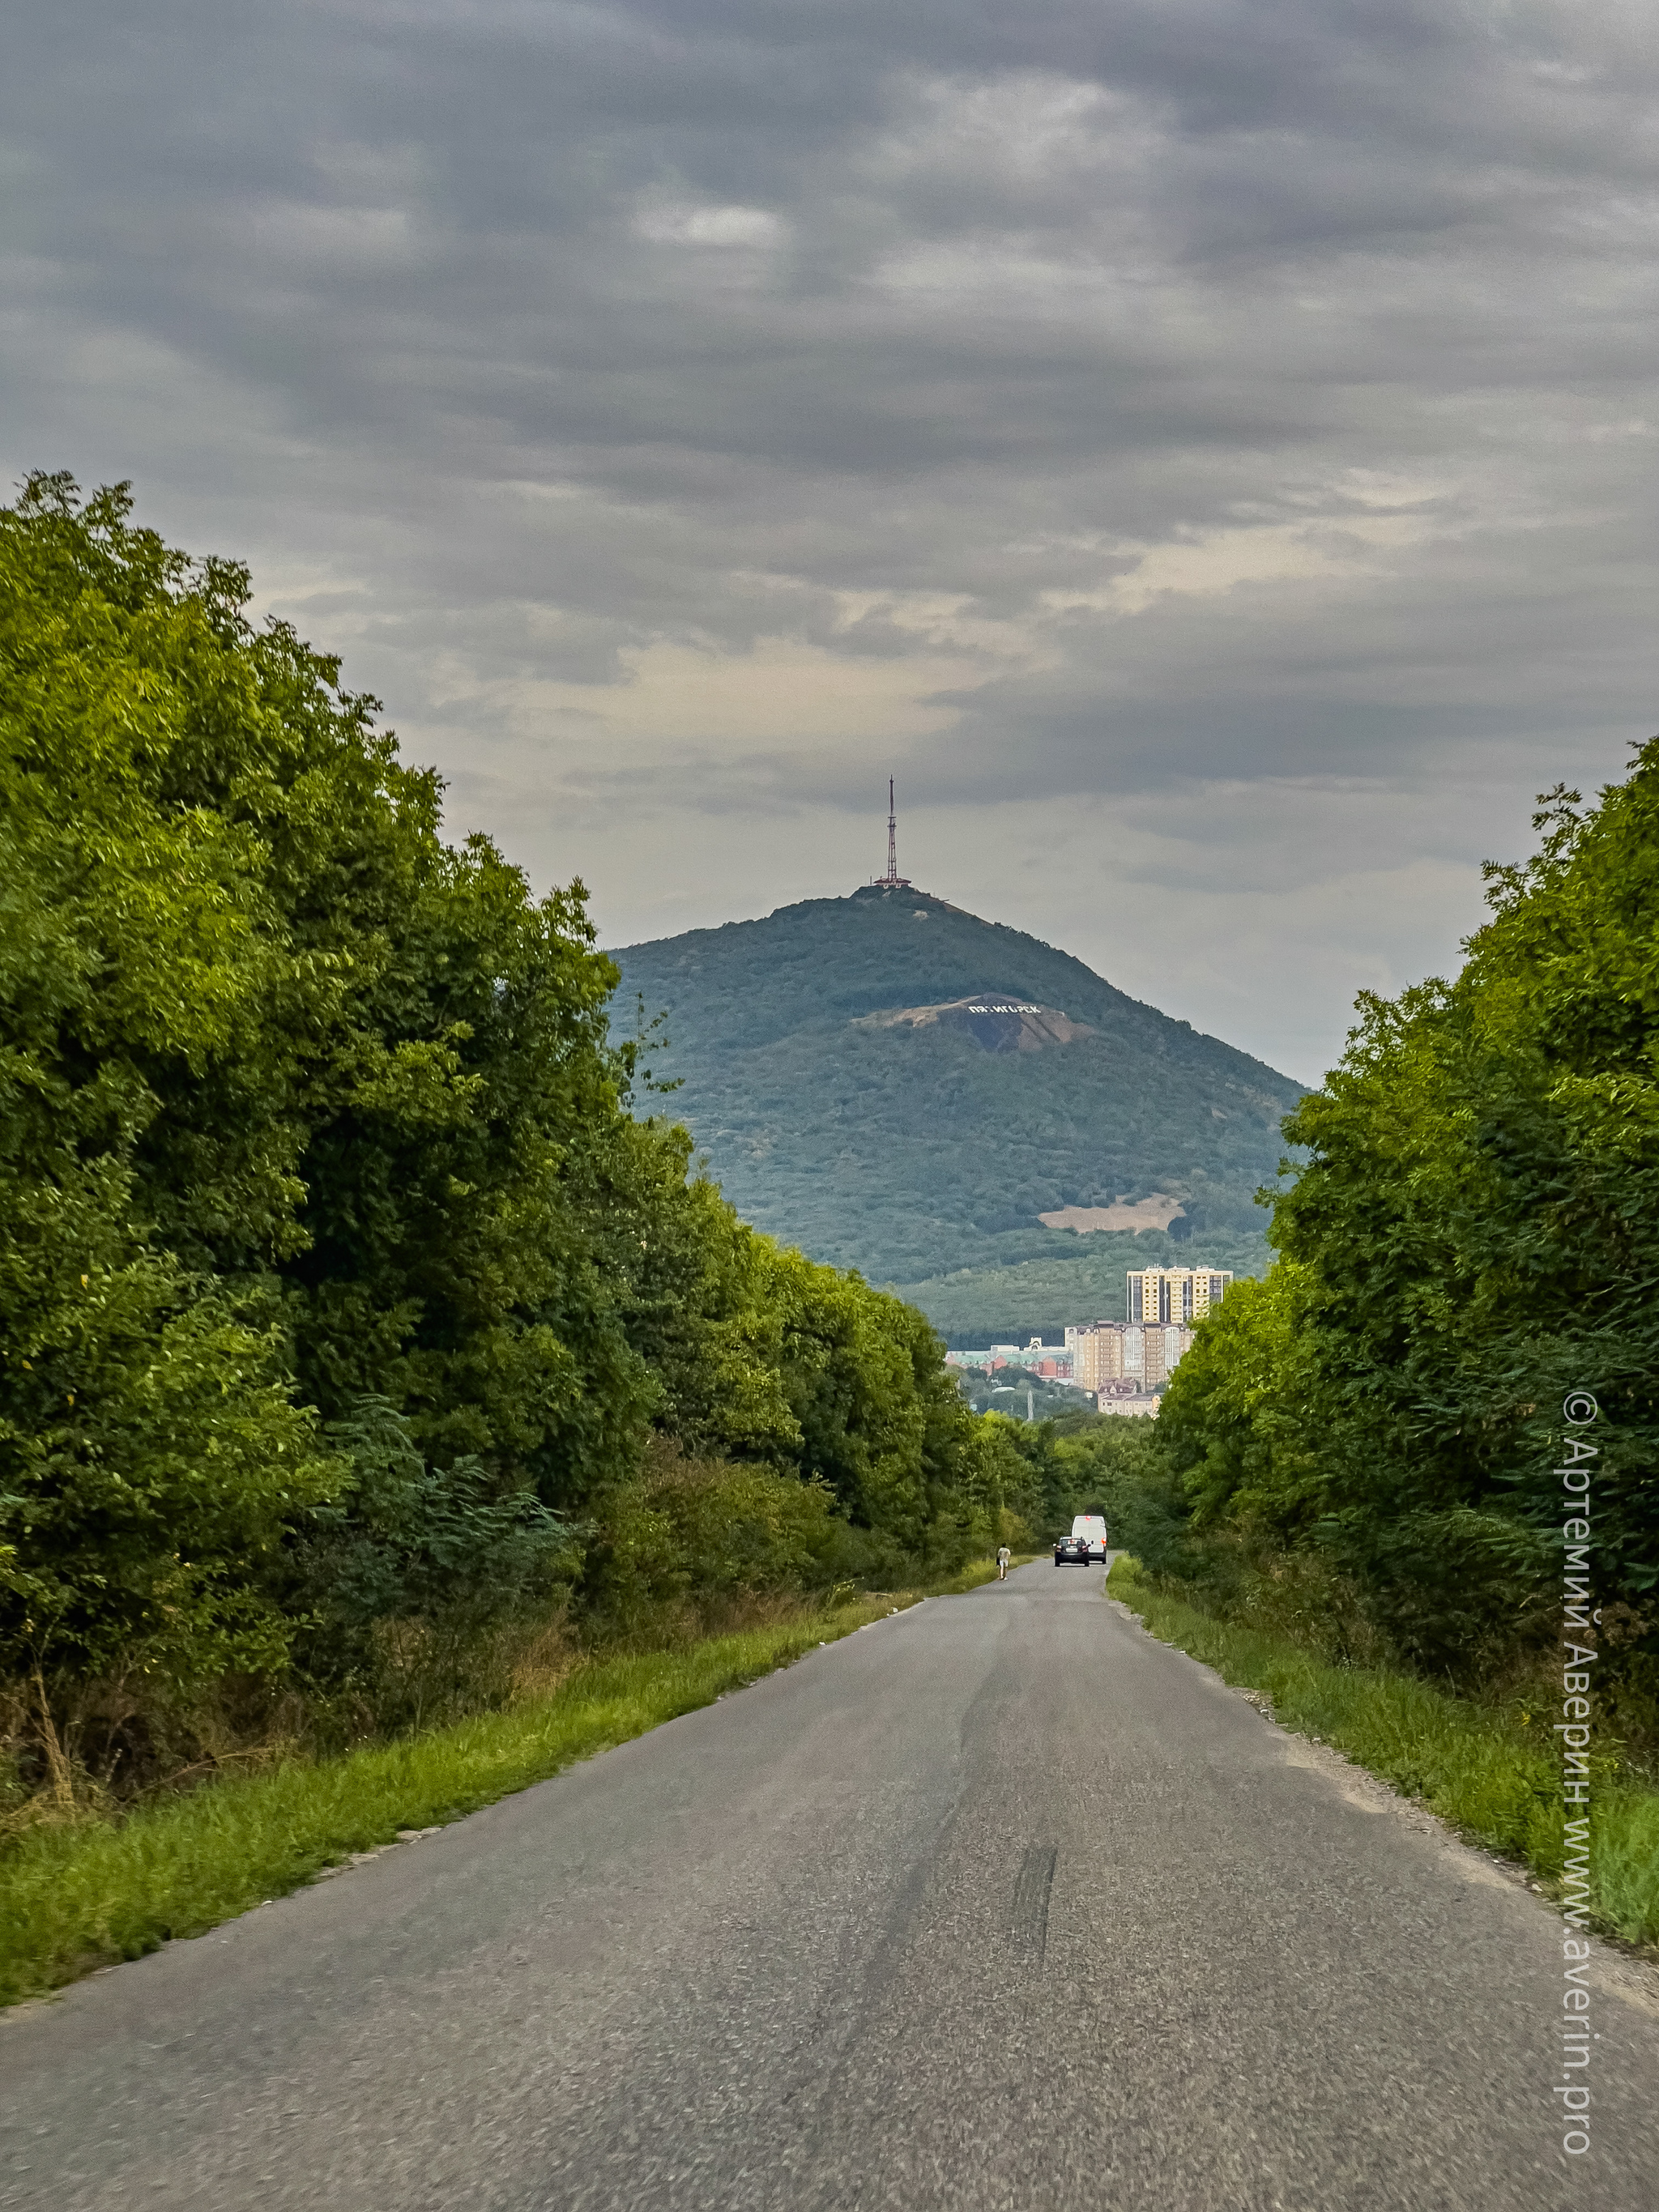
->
[1139, 753, 1659, 1722]
[0, 479, 1013, 1802]
[610, 887, 1303, 1340]
[952, 1405, 1162, 1551]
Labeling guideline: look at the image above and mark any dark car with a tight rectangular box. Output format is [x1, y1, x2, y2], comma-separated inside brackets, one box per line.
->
[1053, 1535, 1092, 1566]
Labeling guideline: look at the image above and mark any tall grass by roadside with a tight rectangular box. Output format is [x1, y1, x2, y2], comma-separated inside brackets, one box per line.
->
[1108, 1558, 1659, 1950]
[1, 1573, 999, 2008]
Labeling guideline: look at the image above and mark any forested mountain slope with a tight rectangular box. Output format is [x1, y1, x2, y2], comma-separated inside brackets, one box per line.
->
[611, 885, 1304, 1339]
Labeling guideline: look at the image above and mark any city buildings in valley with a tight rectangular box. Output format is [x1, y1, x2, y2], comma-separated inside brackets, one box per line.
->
[951, 1286, 1230, 1406]
[949, 1340, 1075, 1379]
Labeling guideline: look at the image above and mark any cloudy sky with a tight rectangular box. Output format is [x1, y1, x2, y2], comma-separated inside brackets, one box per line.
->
[6, 2, 1657, 1080]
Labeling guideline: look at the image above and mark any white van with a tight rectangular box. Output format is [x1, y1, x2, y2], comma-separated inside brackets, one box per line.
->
[1070, 1515, 1110, 1562]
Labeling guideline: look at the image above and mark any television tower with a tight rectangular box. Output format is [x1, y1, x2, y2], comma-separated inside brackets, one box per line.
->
[872, 778, 911, 889]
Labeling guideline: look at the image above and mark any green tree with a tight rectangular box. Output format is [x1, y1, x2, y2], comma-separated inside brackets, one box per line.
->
[1150, 747, 1659, 1678]
[0, 474, 655, 1690]
[1, 477, 343, 1690]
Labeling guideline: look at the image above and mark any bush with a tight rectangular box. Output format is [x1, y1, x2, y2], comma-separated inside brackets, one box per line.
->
[578, 1439, 849, 1638]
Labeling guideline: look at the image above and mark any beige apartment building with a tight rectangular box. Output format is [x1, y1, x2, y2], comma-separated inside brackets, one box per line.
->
[1071, 1323, 1125, 1392]
[1141, 1324, 1195, 1388]
[1070, 1319, 1194, 1391]
[1125, 1267, 1232, 1327]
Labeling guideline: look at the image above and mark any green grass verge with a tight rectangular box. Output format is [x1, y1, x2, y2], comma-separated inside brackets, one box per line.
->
[1107, 1558, 1659, 1950]
[2, 1573, 1000, 2009]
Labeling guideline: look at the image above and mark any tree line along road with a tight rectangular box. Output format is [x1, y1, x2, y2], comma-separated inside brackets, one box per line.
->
[3, 1559, 1655, 2210]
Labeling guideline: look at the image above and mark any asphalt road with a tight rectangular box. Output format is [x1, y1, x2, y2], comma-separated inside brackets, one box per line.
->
[5, 1562, 1657, 2210]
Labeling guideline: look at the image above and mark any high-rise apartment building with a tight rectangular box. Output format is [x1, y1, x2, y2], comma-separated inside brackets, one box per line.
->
[1068, 1311, 1206, 1395]
[1141, 1325, 1194, 1389]
[1072, 1324, 1126, 1391]
[1125, 1267, 1232, 1325]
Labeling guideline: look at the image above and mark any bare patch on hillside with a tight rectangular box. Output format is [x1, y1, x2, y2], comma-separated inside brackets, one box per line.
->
[1039, 1195, 1186, 1234]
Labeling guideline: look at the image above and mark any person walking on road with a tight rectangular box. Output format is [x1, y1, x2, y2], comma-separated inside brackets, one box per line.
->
[996, 1545, 1012, 1580]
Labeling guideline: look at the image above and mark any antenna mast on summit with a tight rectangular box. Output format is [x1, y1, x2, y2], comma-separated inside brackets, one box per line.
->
[867, 778, 912, 889]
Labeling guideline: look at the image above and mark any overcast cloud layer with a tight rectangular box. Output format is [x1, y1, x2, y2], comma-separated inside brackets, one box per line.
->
[6, 1, 1657, 1078]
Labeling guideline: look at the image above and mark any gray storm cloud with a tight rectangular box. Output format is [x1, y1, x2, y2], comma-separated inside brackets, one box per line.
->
[4, 0, 1656, 1076]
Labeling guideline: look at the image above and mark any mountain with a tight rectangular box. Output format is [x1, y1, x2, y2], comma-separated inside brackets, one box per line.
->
[608, 883, 1305, 1342]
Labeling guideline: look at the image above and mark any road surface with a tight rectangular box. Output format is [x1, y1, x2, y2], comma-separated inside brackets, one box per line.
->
[3, 1561, 1656, 2210]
